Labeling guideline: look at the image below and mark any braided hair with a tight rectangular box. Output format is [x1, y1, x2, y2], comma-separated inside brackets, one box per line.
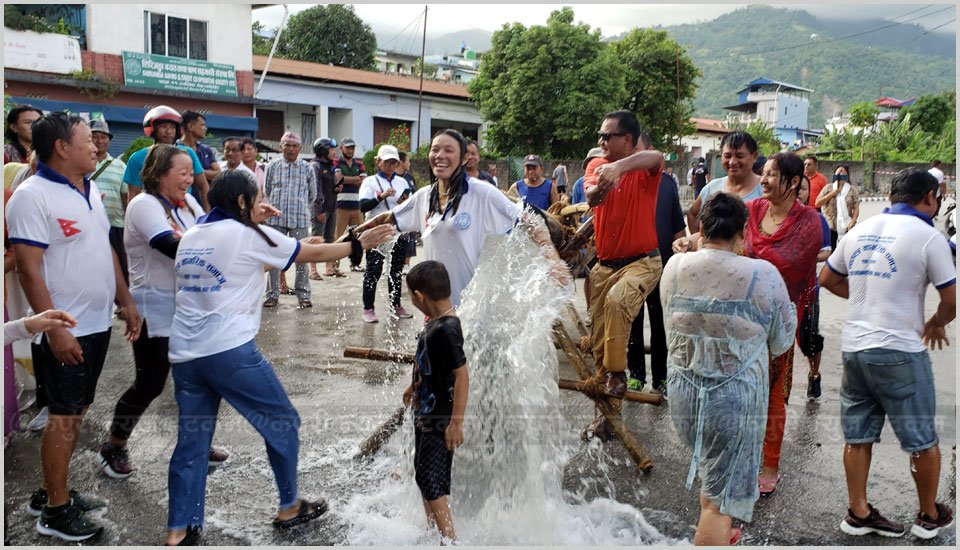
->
[428, 129, 469, 217]
[140, 144, 198, 226]
[206, 170, 277, 247]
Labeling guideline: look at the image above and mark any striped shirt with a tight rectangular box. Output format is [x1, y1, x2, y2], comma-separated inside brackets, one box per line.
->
[334, 158, 366, 210]
[264, 157, 317, 228]
[93, 155, 128, 228]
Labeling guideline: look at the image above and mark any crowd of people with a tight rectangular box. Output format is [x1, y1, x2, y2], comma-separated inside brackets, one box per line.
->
[2, 100, 955, 546]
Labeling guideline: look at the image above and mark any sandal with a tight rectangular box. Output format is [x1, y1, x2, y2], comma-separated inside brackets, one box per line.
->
[758, 473, 781, 496]
[328, 269, 347, 278]
[272, 498, 328, 529]
[730, 527, 742, 545]
[309, 273, 323, 280]
[263, 297, 278, 308]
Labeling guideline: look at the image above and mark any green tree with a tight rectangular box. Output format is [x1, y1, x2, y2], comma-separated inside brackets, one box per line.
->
[277, 5, 377, 70]
[726, 118, 779, 156]
[252, 21, 274, 56]
[847, 101, 880, 128]
[901, 92, 955, 136]
[468, 8, 626, 158]
[611, 28, 699, 150]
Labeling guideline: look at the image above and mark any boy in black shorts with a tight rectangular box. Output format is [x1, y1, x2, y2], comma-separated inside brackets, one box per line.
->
[401, 261, 469, 542]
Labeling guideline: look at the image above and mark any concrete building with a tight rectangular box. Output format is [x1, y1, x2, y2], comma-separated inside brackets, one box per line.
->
[680, 118, 728, 158]
[723, 77, 815, 145]
[374, 50, 420, 77]
[253, 54, 483, 157]
[3, 4, 259, 157]
[424, 51, 480, 84]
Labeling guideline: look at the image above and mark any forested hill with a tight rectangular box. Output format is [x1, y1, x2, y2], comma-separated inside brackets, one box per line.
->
[662, 5, 956, 128]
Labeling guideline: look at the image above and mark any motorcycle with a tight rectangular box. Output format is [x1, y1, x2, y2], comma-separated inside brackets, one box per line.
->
[942, 201, 956, 262]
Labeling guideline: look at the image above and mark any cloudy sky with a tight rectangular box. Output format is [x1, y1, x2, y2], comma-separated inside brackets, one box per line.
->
[252, 3, 957, 38]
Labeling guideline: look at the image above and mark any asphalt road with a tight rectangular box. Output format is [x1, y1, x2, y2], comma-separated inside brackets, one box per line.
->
[3, 199, 956, 546]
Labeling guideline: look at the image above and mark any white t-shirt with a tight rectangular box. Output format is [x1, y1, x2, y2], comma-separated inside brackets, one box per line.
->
[124, 192, 203, 338]
[928, 166, 944, 185]
[359, 172, 410, 220]
[168, 210, 299, 363]
[826, 206, 956, 353]
[6, 165, 116, 340]
[392, 177, 523, 307]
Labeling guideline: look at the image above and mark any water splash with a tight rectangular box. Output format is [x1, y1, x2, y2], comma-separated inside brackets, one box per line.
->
[340, 210, 677, 545]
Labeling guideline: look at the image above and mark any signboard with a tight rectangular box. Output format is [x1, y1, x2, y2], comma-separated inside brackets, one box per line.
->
[4, 29, 82, 74]
[122, 51, 237, 97]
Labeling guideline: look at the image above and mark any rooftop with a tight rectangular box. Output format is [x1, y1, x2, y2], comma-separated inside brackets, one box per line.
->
[690, 117, 727, 133]
[736, 77, 813, 94]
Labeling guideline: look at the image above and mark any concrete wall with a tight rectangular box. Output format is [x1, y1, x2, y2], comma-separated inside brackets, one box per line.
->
[818, 161, 956, 194]
[86, 4, 253, 71]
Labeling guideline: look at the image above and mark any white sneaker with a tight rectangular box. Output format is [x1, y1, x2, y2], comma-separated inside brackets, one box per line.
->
[27, 407, 49, 432]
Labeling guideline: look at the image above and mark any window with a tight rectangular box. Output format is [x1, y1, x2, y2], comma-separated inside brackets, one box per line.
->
[144, 11, 207, 60]
[301, 113, 316, 147]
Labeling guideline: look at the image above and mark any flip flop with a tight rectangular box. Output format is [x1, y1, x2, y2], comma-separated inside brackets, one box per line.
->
[758, 473, 781, 496]
[309, 273, 323, 280]
[272, 498, 328, 530]
[730, 527, 742, 545]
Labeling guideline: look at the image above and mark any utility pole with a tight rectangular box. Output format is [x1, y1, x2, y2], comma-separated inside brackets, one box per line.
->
[675, 42, 682, 156]
[416, 5, 428, 151]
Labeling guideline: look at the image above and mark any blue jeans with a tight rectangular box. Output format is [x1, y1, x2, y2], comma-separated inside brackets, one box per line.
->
[167, 340, 301, 530]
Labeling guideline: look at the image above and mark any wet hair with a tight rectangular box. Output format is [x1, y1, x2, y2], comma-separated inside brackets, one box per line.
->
[602, 110, 641, 146]
[181, 110, 205, 128]
[140, 144, 197, 220]
[637, 130, 653, 150]
[207, 170, 277, 246]
[428, 129, 468, 217]
[699, 192, 749, 242]
[406, 260, 451, 301]
[31, 111, 86, 164]
[5, 105, 44, 158]
[720, 131, 758, 154]
[766, 152, 805, 198]
[890, 167, 939, 205]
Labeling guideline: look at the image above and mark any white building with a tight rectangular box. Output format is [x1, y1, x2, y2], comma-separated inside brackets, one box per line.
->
[723, 77, 813, 145]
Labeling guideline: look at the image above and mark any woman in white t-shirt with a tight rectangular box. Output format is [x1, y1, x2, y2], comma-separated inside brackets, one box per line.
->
[97, 145, 230, 479]
[164, 171, 394, 546]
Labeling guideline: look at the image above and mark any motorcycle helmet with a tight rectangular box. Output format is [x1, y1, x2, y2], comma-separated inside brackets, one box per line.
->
[313, 137, 337, 158]
[142, 105, 183, 140]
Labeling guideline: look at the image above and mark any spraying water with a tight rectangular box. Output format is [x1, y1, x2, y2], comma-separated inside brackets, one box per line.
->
[340, 211, 677, 545]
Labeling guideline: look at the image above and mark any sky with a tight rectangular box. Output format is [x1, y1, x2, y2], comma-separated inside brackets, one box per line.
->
[252, 3, 957, 39]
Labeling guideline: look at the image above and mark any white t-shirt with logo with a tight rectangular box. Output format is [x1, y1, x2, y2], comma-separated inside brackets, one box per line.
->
[359, 172, 411, 220]
[124, 192, 203, 338]
[826, 209, 956, 353]
[7, 166, 116, 340]
[392, 177, 522, 307]
[168, 212, 300, 363]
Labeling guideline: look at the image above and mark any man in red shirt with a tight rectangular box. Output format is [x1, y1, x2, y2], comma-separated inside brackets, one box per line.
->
[584, 110, 664, 437]
[804, 156, 827, 209]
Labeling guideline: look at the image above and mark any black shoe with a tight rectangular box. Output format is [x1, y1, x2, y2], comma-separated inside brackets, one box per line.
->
[27, 488, 103, 517]
[297, 298, 313, 309]
[36, 502, 103, 542]
[912, 502, 954, 539]
[208, 447, 229, 467]
[177, 525, 202, 545]
[807, 375, 822, 400]
[840, 504, 905, 537]
[97, 442, 135, 479]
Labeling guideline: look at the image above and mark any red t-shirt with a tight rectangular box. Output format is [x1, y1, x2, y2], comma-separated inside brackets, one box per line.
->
[808, 172, 827, 207]
[584, 157, 661, 261]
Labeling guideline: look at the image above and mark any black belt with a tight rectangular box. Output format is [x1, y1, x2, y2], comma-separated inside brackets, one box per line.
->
[598, 248, 659, 271]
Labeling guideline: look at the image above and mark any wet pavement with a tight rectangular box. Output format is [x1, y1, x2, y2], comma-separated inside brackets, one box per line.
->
[4, 201, 956, 546]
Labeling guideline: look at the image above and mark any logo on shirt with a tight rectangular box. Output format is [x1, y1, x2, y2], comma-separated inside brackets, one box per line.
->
[57, 218, 81, 237]
[848, 239, 898, 279]
[453, 212, 471, 231]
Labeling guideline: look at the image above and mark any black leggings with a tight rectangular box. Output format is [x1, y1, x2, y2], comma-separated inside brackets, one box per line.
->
[362, 234, 408, 310]
[109, 320, 170, 441]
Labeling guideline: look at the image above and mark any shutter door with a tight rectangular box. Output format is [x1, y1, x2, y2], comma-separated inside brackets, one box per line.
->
[107, 123, 147, 160]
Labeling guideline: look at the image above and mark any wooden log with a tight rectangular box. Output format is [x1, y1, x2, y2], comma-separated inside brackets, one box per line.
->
[344, 347, 414, 363]
[551, 322, 594, 381]
[565, 304, 590, 340]
[558, 379, 662, 405]
[355, 406, 405, 458]
[557, 216, 594, 260]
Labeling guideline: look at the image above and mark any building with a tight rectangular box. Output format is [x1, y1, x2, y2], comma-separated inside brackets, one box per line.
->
[374, 49, 420, 77]
[423, 51, 480, 85]
[825, 96, 918, 134]
[723, 77, 814, 145]
[680, 118, 728, 158]
[253, 54, 483, 156]
[3, 4, 259, 157]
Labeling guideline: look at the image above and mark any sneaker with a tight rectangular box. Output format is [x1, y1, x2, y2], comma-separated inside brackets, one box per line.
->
[604, 372, 627, 398]
[807, 375, 822, 400]
[626, 377, 644, 392]
[27, 407, 49, 432]
[656, 381, 669, 400]
[840, 504, 905, 537]
[36, 502, 103, 542]
[362, 309, 379, 323]
[208, 447, 229, 467]
[17, 388, 36, 412]
[27, 488, 103, 517]
[392, 305, 413, 319]
[97, 442, 134, 479]
[911, 502, 954, 539]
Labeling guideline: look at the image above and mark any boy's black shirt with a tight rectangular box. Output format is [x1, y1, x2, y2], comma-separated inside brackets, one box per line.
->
[412, 315, 466, 432]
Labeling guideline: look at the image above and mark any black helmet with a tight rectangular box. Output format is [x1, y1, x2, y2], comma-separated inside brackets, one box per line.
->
[313, 137, 337, 158]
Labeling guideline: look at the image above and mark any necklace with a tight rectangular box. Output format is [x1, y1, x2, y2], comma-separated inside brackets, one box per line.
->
[437, 306, 455, 318]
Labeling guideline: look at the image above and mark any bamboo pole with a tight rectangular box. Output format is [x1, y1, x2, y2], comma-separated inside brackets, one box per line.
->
[356, 406, 406, 458]
[558, 379, 661, 405]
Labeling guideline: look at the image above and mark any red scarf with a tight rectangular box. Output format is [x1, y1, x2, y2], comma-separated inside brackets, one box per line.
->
[745, 198, 822, 324]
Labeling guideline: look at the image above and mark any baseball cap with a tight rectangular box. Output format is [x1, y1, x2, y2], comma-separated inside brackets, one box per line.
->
[89, 119, 113, 138]
[523, 154, 542, 167]
[341, 137, 356, 147]
[280, 131, 301, 145]
[377, 144, 400, 162]
[582, 147, 603, 170]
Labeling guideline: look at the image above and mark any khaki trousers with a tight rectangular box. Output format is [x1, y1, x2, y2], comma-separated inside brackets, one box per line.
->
[334, 208, 365, 268]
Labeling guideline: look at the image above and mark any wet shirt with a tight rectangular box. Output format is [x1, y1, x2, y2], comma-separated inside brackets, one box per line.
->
[412, 315, 466, 431]
[584, 157, 661, 260]
[698, 177, 763, 204]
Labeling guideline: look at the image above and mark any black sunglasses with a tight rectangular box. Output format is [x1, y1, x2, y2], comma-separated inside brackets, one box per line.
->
[597, 132, 628, 142]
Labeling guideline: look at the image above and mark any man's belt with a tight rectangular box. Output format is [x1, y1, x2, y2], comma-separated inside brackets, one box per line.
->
[598, 248, 660, 271]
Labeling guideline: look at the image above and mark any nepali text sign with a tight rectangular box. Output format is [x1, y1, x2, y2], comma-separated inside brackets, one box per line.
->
[122, 51, 237, 97]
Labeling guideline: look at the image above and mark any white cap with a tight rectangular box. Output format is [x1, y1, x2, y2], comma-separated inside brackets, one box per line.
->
[377, 144, 400, 162]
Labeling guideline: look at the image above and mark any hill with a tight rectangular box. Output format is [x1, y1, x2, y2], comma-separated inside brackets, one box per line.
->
[662, 5, 956, 128]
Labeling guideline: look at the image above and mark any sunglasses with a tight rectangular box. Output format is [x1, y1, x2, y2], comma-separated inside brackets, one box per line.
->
[597, 132, 628, 142]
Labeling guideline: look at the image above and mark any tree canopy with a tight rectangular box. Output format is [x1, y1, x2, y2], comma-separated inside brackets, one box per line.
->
[251, 21, 273, 56]
[901, 91, 955, 136]
[468, 8, 626, 158]
[276, 5, 377, 70]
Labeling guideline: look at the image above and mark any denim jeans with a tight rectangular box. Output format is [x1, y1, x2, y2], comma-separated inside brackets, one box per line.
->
[266, 226, 310, 300]
[167, 340, 301, 529]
